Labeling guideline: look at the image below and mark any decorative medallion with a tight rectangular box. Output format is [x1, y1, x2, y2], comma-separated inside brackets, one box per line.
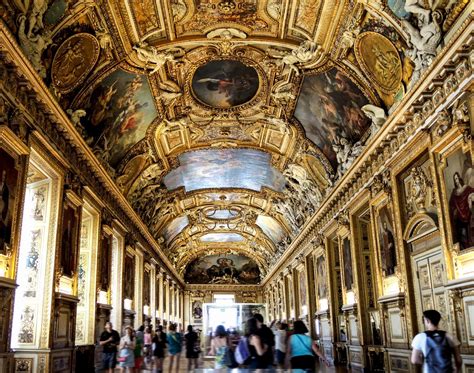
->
[51, 33, 100, 93]
[354, 32, 402, 94]
[191, 59, 259, 108]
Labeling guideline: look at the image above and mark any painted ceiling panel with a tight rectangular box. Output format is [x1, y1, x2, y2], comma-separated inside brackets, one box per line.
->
[294, 67, 370, 168]
[184, 254, 261, 284]
[161, 215, 189, 243]
[163, 149, 285, 192]
[256, 215, 285, 244]
[200, 233, 245, 242]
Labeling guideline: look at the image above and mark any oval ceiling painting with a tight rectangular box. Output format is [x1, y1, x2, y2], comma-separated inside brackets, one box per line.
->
[184, 254, 261, 284]
[191, 60, 259, 108]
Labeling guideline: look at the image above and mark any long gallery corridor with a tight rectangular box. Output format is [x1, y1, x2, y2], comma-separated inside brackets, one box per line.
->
[0, 0, 473, 372]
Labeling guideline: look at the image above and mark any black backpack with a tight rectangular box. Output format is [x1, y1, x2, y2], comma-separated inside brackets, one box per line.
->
[425, 331, 453, 372]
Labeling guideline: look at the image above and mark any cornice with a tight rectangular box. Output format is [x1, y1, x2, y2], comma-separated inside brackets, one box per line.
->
[0, 20, 184, 286]
[263, 17, 474, 286]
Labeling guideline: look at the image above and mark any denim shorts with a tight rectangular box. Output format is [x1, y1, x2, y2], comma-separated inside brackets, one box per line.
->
[102, 351, 117, 369]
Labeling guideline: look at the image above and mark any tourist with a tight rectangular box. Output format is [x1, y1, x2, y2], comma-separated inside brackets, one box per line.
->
[411, 309, 462, 372]
[99, 321, 120, 373]
[144, 326, 153, 364]
[134, 326, 144, 370]
[286, 320, 329, 371]
[167, 323, 182, 372]
[118, 326, 136, 372]
[254, 313, 275, 369]
[185, 325, 200, 370]
[152, 326, 167, 373]
[209, 324, 230, 369]
[275, 322, 288, 368]
[247, 318, 269, 369]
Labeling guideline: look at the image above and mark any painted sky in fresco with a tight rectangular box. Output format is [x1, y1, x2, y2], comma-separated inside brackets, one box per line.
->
[294, 67, 370, 168]
[83, 69, 157, 167]
[163, 149, 286, 192]
[161, 215, 189, 243]
[200, 233, 245, 242]
[256, 215, 285, 244]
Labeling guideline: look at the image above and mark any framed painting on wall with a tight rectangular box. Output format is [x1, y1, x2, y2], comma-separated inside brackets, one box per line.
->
[376, 202, 398, 276]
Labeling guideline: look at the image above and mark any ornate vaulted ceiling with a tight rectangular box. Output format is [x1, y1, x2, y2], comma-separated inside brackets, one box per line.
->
[3, 0, 466, 283]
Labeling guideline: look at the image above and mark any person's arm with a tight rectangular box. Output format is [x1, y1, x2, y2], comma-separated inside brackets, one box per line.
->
[99, 333, 112, 346]
[312, 341, 330, 367]
[410, 348, 423, 365]
[128, 339, 136, 350]
[250, 335, 267, 356]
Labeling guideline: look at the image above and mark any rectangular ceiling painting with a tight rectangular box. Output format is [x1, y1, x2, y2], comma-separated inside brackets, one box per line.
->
[163, 148, 285, 192]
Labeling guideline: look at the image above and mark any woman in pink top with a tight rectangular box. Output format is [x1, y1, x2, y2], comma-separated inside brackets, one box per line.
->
[143, 327, 153, 364]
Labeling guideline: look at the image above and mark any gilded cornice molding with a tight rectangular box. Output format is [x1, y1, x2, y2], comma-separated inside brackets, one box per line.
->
[0, 20, 183, 285]
[263, 17, 474, 285]
[185, 284, 262, 292]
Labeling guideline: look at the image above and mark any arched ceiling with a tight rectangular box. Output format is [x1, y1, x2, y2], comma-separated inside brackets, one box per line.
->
[2, 0, 451, 283]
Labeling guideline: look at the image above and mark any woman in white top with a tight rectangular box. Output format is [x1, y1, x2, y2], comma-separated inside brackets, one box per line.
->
[209, 325, 229, 369]
[118, 326, 136, 372]
[275, 322, 288, 368]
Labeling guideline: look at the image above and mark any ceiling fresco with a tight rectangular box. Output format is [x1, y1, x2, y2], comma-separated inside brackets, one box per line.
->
[3, 0, 467, 282]
[163, 148, 286, 193]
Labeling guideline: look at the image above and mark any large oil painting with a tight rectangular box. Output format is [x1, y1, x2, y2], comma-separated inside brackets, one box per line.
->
[299, 270, 307, 311]
[99, 232, 112, 291]
[199, 233, 245, 242]
[184, 254, 261, 284]
[191, 60, 259, 108]
[0, 149, 20, 255]
[443, 149, 474, 251]
[294, 67, 370, 168]
[82, 69, 157, 167]
[256, 215, 285, 244]
[377, 203, 397, 275]
[163, 149, 285, 192]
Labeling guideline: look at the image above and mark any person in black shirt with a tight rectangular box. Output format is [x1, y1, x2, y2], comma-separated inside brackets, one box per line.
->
[185, 325, 200, 370]
[152, 325, 167, 373]
[254, 313, 275, 369]
[99, 322, 121, 373]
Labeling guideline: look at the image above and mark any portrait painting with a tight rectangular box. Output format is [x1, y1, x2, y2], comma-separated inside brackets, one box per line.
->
[294, 67, 370, 169]
[163, 148, 285, 193]
[59, 201, 79, 277]
[99, 232, 112, 291]
[316, 255, 327, 300]
[143, 269, 150, 305]
[184, 254, 261, 284]
[443, 149, 474, 251]
[299, 270, 307, 309]
[191, 60, 259, 108]
[0, 149, 20, 255]
[82, 69, 157, 167]
[342, 237, 353, 291]
[123, 253, 135, 300]
[377, 203, 397, 275]
[192, 300, 203, 320]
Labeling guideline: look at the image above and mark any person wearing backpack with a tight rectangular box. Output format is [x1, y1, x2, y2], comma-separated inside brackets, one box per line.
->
[411, 310, 462, 372]
[166, 323, 182, 372]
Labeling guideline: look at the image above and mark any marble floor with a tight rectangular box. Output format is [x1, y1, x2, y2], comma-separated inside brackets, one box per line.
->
[110, 354, 349, 372]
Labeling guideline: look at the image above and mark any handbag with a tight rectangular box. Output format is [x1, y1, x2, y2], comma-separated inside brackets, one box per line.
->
[117, 356, 126, 363]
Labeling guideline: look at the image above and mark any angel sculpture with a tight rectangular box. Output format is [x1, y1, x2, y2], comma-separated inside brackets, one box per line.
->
[133, 44, 183, 74]
[361, 104, 387, 137]
[270, 41, 323, 75]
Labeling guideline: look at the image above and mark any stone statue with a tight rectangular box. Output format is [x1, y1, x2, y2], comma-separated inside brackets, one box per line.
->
[27, 0, 48, 38]
[332, 135, 364, 178]
[96, 30, 114, 59]
[361, 104, 387, 137]
[270, 41, 323, 75]
[401, 2, 443, 89]
[133, 44, 183, 74]
[17, 15, 52, 78]
[66, 109, 86, 125]
[158, 80, 182, 104]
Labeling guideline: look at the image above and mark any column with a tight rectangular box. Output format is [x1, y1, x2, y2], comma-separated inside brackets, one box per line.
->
[135, 246, 144, 327]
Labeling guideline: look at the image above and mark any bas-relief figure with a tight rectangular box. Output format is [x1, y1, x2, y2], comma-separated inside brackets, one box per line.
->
[123, 254, 135, 300]
[443, 149, 474, 251]
[299, 270, 307, 309]
[269, 41, 323, 75]
[316, 255, 327, 300]
[295, 67, 371, 172]
[0, 150, 19, 255]
[184, 254, 260, 284]
[377, 204, 397, 276]
[81, 69, 157, 168]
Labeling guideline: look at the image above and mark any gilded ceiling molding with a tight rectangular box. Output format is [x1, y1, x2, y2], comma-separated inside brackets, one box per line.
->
[263, 18, 474, 285]
[0, 21, 184, 286]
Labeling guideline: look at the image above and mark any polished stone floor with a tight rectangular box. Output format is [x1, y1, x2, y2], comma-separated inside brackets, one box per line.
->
[111, 354, 349, 372]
